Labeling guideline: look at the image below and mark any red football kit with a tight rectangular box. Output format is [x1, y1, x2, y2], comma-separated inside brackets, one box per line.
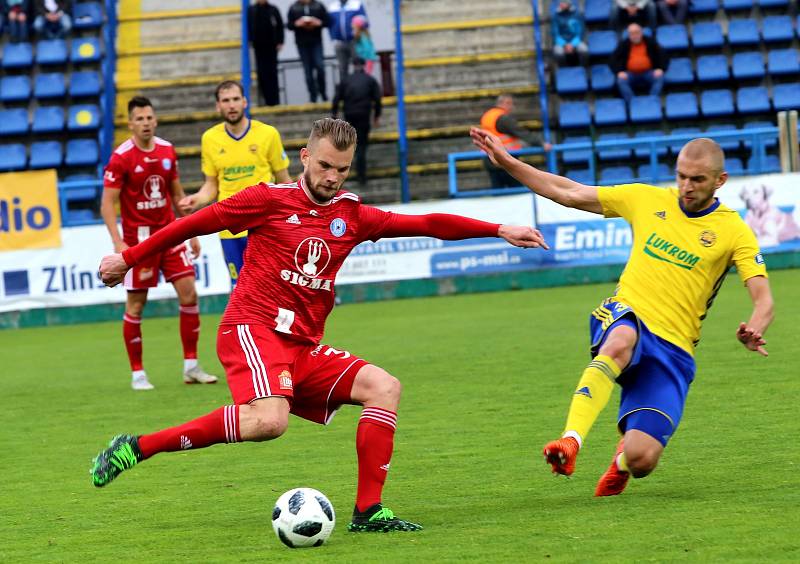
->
[104, 137, 194, 289]
[122, 179, 501, 421]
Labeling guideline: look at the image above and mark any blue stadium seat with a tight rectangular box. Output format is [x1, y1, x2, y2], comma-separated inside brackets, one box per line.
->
[36, 39, 68, 65]
[561, 136, 593, 164]
[633, 129, 668, 158]
[696, 54, 729, 82]
[725, 157, 744, 175]
[71, 38, 102, 63]
[599, 166, 635, 184]
[555, 66, 588, 95]
[732, 52, 765, 80]
[656, 25, 689, 51]
[762, 16, 793, 43]
[595, 98, 627, 126]
[692, 22, 724, 49]
[743, 121, 777, 149]
[637, 163, 672, 182]
[705, 124, 740, 151]
[722, 0, 752, 10]
[73, 2, 104, 29]
[588, 31, 618, 57]
[34, 72, 67, 99]
[69, 71, 102, 97]
[727, 19, 760, 46]
[67, 104, 100, 130]
[737, 86, 771, 114]
[767, 49, 800, 76]
[0, 144, 27, 171]
[665, 92, 699, 119]
[668, 127, 701, 152]
[32, 107, 65, 133]
[61, 175, 99, 203]
[689, 0, 718, 13]
[597, 133, 632, 161]
[630, 95, 662, 123]
[664, 57, 694, 84]
[0, 76, 32, 102]
[584, 0, 612, 23]
[747, 154, 781, 173]
[65, 139, 99, 166]
[701, 89, 735, 116]
[759, 0, 788, 7]
[773, 83, 800, 111]
[559, 102, 592, 128]
[590, 64, 615, 91]
[565, 168, 595, 184]
[29, 141, 63, 169]
[2, 42, 34, 69]
[0, 109, 29, 136]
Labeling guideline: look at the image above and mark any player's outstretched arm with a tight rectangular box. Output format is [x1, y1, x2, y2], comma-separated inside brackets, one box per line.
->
[178, 175, 219, 215]
[737, 276, 774, 357]
[470, 127, 603, 215]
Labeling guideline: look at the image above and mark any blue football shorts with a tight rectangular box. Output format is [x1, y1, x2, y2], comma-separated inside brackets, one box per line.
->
[589, 300, 696, 446]
[220, 236, 249, 287]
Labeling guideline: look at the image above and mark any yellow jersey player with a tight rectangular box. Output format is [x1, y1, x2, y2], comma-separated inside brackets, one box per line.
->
[180, 80, 291, 286]
[471, 129, 774, 497]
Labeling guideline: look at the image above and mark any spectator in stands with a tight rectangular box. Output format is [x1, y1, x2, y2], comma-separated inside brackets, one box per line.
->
[611, 0, 656, 32]
[610, 23, 668, 103]
[479, 94, 551, 188]
[656, 0, 687, 25]
[552, 0, 588, 67]
[287, 0, 329, 103]
[3, 0, 29, 42]
[249, 0, 284, 106]
[33, 0, 71, 39]
[351, 14, 377, 74]
[327, 0, 367, 84]
[331, 57, 381, 185]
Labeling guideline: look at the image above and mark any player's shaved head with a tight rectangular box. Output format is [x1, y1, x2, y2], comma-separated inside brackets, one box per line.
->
[308, 118, 357, 151]
[678, 138, 725, 175]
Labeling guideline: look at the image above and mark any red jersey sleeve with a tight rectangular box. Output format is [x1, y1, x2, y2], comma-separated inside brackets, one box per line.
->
[358, 205, 500, 241]
[170, 146, 180, 183]
[103, 152, 126, 190]
[213, 183, 274, 235]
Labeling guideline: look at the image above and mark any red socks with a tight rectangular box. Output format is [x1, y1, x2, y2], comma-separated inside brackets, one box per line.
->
[122, 313, 143, 371]
[355, 407, 397, 512]
[179, 303, 200, 360]
[138, 405, 240, 459]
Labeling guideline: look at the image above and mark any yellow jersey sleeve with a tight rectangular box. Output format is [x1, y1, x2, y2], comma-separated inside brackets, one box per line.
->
[200, 129, 218, 179]
[732, 223, 768, 283]
[596, 183, 653, 221]
[265, 126, 290, 173]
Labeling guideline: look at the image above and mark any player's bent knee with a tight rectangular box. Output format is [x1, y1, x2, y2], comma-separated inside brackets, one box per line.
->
[352, 365, 402, 407]
[249, 414, 288, 441]
[625, 448, 660, 478]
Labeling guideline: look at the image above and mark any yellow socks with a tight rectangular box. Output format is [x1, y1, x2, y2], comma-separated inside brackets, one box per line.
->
[562, 355, 621, 446]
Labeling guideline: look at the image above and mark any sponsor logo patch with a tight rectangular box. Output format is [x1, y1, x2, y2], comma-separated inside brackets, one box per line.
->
[278, 370, 293, 390]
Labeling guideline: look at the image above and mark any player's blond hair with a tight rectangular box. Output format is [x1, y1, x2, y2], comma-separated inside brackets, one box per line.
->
[679, 138, 725, 175]
[308, 118, 357, 151]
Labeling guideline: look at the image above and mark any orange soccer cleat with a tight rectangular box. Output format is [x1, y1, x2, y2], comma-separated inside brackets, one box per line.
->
[543, 437, 580, 476]
[594, 438, 630, 497]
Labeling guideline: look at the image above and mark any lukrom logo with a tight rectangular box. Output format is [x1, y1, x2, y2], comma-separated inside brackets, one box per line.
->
[280, 237, 334, 291]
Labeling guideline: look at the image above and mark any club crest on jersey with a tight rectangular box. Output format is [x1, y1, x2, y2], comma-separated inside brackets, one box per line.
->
[249, 144, 258, 154]
[162, 158, 172, 170]
[699, 230, 717, 247]
[283, 237, 334, 291]
[330, 218, 346, 237]
[138, 175, 168, 210]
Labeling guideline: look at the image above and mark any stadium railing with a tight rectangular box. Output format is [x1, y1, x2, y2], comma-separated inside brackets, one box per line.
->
[447, 127, 780, 198]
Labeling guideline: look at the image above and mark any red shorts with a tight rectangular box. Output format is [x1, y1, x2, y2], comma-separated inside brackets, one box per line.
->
[216, 324, 368, 425]
[124, 242, 196, 290]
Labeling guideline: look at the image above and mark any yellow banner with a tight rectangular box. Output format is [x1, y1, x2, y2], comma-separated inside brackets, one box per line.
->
[0, 169, 62, 251]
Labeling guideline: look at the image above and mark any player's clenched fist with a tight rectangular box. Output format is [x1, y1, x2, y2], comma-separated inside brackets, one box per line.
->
[99, 253, 130, 287]
[498, 225, 550, 250]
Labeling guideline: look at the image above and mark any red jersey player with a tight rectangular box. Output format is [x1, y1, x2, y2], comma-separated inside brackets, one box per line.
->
[92, 118, 549, 532]
[100, 96, 217, 390]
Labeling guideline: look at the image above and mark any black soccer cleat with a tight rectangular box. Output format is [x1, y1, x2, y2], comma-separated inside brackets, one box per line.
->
[347, 503, 423, 532]
[90, 434, 144, 487]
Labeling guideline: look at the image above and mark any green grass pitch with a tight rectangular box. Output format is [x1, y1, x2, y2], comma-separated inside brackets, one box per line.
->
[2, 269, 799, 562]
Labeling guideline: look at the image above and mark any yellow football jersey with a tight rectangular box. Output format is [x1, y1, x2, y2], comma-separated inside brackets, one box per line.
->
[200, 119, 290, 239]
[597, 183, 767, 355]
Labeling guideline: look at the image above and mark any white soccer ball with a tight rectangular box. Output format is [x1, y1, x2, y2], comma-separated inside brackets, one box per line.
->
[271, 487, 336, 548]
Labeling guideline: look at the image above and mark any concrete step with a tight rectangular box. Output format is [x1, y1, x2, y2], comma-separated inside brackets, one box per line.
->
[403, 58, 537, 95]
[401, 0, 531, 26]
[137, 14, 240, 46]
[140, 0, 238, 11]
[136, 48, 240, 81]
[403, 26, 534, 59]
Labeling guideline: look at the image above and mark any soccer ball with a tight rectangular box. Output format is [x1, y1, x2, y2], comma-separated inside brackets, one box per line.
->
[271, 487, 336, 548]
